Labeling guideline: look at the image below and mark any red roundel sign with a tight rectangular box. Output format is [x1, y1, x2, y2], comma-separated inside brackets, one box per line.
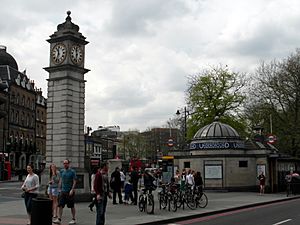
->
[167, 138, 174, 147]
[267, 134, 277, 144]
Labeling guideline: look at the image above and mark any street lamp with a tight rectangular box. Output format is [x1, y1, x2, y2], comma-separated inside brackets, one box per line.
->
[176, 106, 188, 141]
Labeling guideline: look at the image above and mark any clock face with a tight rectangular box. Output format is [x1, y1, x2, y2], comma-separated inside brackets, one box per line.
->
[70, 45, 83, 64]
[51, 43, 67, 64]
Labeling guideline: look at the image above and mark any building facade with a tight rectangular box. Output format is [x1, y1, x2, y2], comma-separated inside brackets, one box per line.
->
[0, 45, 47, 177]
[84, 126, 120, 170]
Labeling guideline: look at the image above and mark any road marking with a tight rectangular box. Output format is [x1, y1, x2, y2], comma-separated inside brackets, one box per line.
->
[273, 219, 292, 225]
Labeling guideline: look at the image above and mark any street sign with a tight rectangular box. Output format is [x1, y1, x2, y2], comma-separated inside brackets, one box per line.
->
[167, 138, 174, 147]
[267, 134, 277, 144]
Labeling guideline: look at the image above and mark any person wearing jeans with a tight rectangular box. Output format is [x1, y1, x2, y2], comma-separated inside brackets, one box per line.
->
[94, 162, 112, 225]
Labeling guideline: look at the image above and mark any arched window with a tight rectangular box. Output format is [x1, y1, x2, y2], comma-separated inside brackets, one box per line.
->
[11, 92, 15, 104]
[32, 99, 35, 110]
[15, 111, 19, 124]
[21, 112, 25, 126]
[26, 113, 29, 127]
[21, 95, 25, 106]
[27, 97, 30, 108]
[16, 93, 19, 104]
[37, 110, 40, 121]
[10, 109, 14, 123]
[31, 115, 34, 127]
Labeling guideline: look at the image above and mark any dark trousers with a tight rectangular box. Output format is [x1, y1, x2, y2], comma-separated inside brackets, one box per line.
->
[96, 193, 108, 225]
[124, 191, 133, 202]
[113, 187, 123, 204]
[24, 192, 38, 214]
[133, 183, 138, 204]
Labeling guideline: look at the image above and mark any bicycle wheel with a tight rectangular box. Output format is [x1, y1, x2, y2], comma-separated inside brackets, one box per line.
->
[146, 194, 154, 214]
[175, 192, 182, 208]
[186, 193, 196, 210]
[169, 195, 177, 212]
[138, 195, 145, 212]
[198, 193, 208, 208]
[159, 193, 167, 209]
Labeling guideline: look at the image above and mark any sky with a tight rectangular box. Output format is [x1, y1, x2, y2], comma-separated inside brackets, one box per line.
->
[1, 0, 300, 132]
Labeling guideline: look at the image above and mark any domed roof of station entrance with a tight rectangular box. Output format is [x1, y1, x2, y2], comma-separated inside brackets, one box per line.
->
[190, 117, 245, 150]
[193, 118, 240, 140]
[0, 46, 18, 70]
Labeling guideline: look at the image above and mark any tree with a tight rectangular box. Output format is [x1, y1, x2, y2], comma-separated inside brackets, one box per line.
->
[248, 49, 300, 156]
[185, 65, 248, 139]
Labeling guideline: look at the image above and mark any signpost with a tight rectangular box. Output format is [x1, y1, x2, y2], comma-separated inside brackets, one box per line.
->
[167, 138, 174, 147]
[267, 134, 277, 144]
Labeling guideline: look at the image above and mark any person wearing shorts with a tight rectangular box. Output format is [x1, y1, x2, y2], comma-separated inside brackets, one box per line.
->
[53, 159, 77, 225]
[48, 163, 60, 220]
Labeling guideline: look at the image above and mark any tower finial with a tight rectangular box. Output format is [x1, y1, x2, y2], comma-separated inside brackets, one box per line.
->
[66, 11, 71, 21]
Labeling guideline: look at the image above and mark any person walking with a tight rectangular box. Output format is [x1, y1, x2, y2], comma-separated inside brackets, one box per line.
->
[123, 180, 133, 204]
[143, 170, 155, 194]
[53, 159, 77, 225]
[21, 163, 39, 225]
[120, 168, 126, 191]
[48, 163, 60, 221]
[110, 167, 123, 204]
[130, 166, 140, 205]
[88, 167, 99, 211]
[94, 162, 112, 225]
[258, 172, 266, 195]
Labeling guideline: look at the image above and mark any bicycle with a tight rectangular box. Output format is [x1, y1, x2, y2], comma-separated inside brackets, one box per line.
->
[194, 186, 208, 208]
[158, 184, 177, 212]
[138, 188, 154, 214]
[176, 184, 196, 210]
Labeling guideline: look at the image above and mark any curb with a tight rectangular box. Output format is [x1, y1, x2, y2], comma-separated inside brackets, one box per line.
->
[137, 195, 300, 225]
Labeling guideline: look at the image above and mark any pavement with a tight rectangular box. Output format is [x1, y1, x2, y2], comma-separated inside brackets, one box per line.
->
[1, 179, 300, 225]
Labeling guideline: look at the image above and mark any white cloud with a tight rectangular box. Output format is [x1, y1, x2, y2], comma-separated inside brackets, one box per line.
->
[1, 0, 300, 131]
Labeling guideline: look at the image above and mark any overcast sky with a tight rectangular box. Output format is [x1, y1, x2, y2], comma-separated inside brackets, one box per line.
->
[1, 0, 300, 132]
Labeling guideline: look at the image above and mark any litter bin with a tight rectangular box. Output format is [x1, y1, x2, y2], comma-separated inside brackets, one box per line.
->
[31, 197, 52, 225]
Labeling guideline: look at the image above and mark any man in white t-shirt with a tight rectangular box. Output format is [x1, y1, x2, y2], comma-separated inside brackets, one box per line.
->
[185, 169, 195, 187]
[120, 168, 126, 190]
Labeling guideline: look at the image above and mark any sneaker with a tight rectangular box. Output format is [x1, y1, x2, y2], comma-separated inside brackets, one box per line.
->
[69, 219, 76, 224]
[53, 218, 61, 224]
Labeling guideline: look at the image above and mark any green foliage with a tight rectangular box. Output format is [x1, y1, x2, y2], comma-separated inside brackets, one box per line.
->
[185, 65, 248, 139]
[246, 49, 300, 156]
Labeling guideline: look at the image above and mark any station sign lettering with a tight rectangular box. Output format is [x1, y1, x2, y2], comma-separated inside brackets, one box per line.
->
[190, 141, 245, 150]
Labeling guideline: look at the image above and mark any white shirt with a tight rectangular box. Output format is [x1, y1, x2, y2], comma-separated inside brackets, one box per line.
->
[91, 173, 95, 193]
[120, 171, 126, 182]
[21, 173, 39, 194]
[185, 173, 194, 186]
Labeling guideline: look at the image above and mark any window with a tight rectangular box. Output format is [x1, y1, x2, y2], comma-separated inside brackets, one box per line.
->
[11, 92, 15, 104]
[16, 93, 19, 104]
[10, 109, 14, 122]
[184, 161, 190, 169]
[21, 95, 25, 106]
[26, 113, 29, 126]
[239, 161, 248, 168]
[27, 98, 30, 108]
[15, 111, 19, 124]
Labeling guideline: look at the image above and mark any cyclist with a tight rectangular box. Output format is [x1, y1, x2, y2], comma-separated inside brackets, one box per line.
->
[143, 170, 156, 194]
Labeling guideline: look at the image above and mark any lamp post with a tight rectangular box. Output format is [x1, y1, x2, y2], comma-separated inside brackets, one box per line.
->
[176, 106, 188, 141]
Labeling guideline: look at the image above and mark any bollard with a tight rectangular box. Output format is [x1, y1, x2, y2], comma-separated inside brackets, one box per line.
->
[31, 197, 52, 225]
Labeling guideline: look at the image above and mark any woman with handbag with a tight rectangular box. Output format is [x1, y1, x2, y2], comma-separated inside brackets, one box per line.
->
[21, 163, 39, 225]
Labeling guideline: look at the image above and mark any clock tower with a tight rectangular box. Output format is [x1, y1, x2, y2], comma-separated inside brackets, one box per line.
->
[44, 11, 89, 193]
